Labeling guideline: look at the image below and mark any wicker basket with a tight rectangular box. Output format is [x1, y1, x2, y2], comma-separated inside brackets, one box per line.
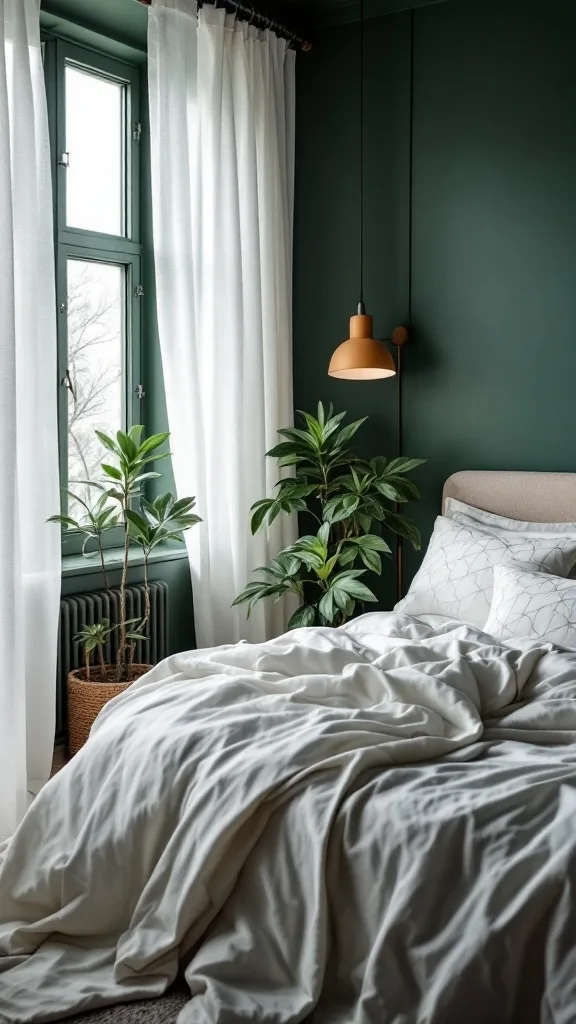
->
[67, 664, 151, 756]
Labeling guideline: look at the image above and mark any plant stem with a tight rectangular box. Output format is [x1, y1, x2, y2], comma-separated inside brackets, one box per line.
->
[307, 510, 323, 525]
[98, 643, 106, 683]
[128, 642, 135, 682]
[321, 463, 330, 505]
[116, 494, 130, 683]
[142, 551, 151, 638]
[85, 649, 90, 683]
[97, 530, 110, 594]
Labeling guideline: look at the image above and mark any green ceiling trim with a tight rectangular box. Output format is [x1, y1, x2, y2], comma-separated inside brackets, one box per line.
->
[40, 0, 147, 60]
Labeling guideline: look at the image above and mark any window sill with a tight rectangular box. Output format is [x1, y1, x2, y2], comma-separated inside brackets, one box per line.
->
[62, 542, 188, 578]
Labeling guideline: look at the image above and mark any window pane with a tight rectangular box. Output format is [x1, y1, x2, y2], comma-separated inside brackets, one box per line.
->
[67, 259, 125, 519]
[65, 65, 125, 236]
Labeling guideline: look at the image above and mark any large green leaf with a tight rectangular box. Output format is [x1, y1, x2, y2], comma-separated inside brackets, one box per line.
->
[232, 581, 289, 616]
[132, 471, 162, 486]
[257, 553, 302, 580]
[137, 431, 170, 457]
[382, 510, 422, 549]
[274, 480, 317, 499]
[362, 497, 386, 521]
[319, 411, 347, 443]
[370, 456, 388, 476]
[47, 514, 80, 530]
[332, 575, 377, 602]
[116, 430, 138, 461]
[332, 588, 355, 616]
[322, 493, 360, 524]
[318, 522, 330, 546]
[375, 476, 420, 502]
[125, 509, 150, 543]
[334, 417, 368, 448]
[94, 429, 119, 456]
[250, 493, 308, 535]
[288, 605, 316, 630]
[384, 457, 426, 475]
[169, 496, 197, 516]
[277, 426, 320, 450]
[375, 481, 405, 502]
[339, 533, 392, 575]
[265, 440, 308, 460]
[101, 463, 122, 481]
[318, 589, 337, 623]
[298, 411, 323, 445]
[315, 553, 340, 581]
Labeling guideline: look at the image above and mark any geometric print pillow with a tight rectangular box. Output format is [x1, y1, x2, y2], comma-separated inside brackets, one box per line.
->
[395, 516, 576, 628]
[484, 565, 576, 647]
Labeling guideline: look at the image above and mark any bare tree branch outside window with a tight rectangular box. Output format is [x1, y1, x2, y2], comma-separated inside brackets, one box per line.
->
[66, 260, 124, 519]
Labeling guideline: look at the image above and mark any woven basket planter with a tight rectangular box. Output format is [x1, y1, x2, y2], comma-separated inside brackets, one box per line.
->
[67, 664, 151, 757]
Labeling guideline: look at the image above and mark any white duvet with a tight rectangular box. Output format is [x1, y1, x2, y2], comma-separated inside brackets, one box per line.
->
[2, 612, 576, 1023]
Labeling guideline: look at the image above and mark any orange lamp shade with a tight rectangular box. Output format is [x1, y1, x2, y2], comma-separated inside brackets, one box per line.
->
[328, 313, 397, 380]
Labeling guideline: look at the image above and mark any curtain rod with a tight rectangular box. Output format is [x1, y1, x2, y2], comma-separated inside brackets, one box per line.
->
[136, 0, 312, 51]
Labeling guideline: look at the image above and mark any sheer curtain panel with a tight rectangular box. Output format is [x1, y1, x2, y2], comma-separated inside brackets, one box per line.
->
[0, 0, 61, 841]
[148, 0, 297, 648]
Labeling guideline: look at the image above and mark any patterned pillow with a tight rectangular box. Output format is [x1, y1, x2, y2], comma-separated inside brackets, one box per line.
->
[484, 565, 576, 647]
[395, 516, 576, 628]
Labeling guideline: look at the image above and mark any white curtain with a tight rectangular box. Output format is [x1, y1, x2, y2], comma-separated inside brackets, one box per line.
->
[148, 0, 297, 648]
[0, 0, 61, 841]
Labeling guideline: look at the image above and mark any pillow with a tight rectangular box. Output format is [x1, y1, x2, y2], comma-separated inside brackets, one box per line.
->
[484, 564, 576, 647]
[445, 497, 576, 535]
[394, 515, 576, 628]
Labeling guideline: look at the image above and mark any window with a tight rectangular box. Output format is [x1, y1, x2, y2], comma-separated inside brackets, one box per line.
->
[45, 40, 143, 544]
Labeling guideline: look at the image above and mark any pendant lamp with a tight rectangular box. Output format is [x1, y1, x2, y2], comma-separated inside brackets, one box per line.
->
[328, 0, 407, 380]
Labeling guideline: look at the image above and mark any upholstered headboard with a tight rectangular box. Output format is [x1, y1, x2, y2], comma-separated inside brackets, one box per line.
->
[442, 471, 576, 523]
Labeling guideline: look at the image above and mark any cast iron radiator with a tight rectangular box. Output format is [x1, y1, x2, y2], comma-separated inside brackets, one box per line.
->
[56, 581, 169, 742]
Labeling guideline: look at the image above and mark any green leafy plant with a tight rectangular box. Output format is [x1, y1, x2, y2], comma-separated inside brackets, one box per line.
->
[49, 425, 202, 682]
[233, 403, 425, 629]
[74, 620, 114, 683]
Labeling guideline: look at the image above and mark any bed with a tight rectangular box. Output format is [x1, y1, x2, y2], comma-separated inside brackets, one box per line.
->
[2, 471, 576, 1024]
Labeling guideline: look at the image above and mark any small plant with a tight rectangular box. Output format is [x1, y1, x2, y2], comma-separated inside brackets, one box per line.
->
[50, 426, 202, 683]
[74, 621, 114, 682]
[233, 403, 425, 628]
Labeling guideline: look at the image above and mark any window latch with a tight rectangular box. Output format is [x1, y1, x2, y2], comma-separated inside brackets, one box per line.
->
[61, 368, 76, 401]
[58, 151, 70, 168]
[136, 384, 146, 400]
[134, 284, 144, 298]
[133, 122, 142, 141]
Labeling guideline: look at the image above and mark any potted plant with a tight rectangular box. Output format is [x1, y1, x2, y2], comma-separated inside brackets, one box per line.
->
[49, 425, 201, 754]
[234, 403, 424, 627]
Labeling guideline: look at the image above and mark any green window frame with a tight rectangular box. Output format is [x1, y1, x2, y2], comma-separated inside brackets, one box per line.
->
[44, 37, 144, 552]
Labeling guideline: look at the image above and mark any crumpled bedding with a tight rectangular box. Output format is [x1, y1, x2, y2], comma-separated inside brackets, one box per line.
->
[1, 611, 576, 1023]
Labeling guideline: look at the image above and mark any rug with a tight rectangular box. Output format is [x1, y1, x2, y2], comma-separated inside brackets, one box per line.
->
[60, 984, 189, 1023]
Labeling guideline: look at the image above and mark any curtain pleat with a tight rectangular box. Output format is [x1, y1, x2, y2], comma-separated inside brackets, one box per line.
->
[148, 1, 297, 648]
[0, 0, 61, 841]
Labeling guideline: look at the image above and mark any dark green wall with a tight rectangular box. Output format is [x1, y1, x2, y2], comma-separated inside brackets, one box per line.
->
[293, 13, 411, 608]
[294, 0, 576, 599]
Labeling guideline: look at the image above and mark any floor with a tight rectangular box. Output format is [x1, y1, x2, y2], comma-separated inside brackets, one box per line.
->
[50, 745, 69, 776]
[61, 985, 190, 1023]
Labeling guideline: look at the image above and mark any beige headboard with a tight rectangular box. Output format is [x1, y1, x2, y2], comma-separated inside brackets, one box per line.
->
[443, 471, 576, 523]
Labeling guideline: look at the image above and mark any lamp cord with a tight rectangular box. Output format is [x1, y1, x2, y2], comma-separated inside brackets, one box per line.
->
[407, 7, 415, 357]
[397, 9, 416, 604]
[359, 0, 364, 310]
